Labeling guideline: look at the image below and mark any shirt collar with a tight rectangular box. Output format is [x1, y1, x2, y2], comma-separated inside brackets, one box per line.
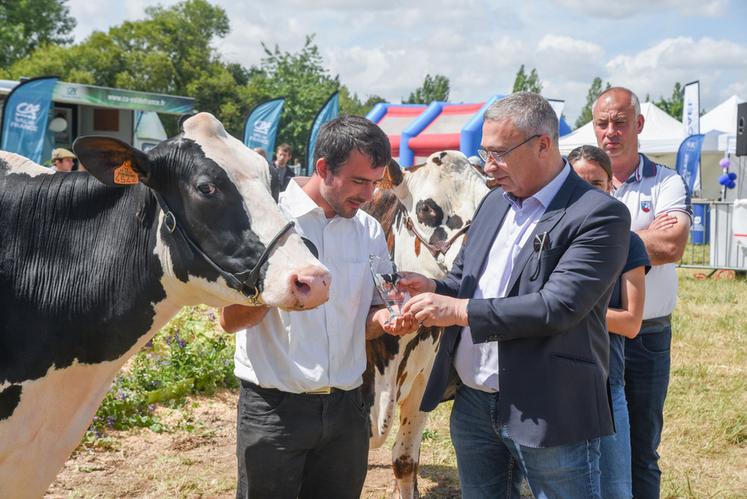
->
[504, 161, 571, 210]
[280, 177, 323, 218]
[622, 154, 658, 185]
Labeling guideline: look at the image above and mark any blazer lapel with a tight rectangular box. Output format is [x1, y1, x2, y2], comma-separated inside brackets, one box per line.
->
[505, 173, 581, 293]
[459, 193, 510, 298]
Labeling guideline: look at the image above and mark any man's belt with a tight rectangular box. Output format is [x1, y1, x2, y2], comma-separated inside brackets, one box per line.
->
[641, 314, 672, 329]
[241, 379, 346, 396]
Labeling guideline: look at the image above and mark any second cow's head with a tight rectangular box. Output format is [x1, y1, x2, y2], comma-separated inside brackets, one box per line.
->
[382, 150, 490, 276]
[74, 113, 330, 310]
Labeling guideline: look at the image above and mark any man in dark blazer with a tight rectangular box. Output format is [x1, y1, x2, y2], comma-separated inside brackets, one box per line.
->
[400, 92, 631, 498]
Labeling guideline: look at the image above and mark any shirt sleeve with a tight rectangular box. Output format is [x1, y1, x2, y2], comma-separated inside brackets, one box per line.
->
[656, 171, 692, 224]
[624, 232, 651, 274]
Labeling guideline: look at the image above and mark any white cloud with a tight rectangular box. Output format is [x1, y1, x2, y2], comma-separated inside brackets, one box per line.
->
[554, 0, 727, 18]
[61, 1, 747, 123]
[605, 37, 747, 116]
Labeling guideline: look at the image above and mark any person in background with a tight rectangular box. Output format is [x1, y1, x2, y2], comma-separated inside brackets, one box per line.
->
[592, 87, 691, 498]
[569, 145, 651, 499]
[273, 143, 295, 191]
[51, 148, 76, 172]
[220, 116, 416, 499]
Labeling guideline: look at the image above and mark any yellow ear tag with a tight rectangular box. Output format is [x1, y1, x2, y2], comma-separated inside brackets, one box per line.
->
[113, 160, 140, 185]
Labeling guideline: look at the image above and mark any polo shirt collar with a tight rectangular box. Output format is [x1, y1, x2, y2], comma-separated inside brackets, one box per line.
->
[624, 154, 658, 184]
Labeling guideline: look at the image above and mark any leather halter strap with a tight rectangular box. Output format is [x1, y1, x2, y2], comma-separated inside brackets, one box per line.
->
[154, 193, 294, 302]
[403, 214, 470, 259]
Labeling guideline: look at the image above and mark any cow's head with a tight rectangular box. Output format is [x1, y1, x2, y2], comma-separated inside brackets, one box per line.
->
[383, 151, 489, 277]
[74, 113, 330, 310]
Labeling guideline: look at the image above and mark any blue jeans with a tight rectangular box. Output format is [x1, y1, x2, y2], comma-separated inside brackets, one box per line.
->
[600, 383, 632, 498]
[450, 385, 601, 499]
[625, 321, 672, 499]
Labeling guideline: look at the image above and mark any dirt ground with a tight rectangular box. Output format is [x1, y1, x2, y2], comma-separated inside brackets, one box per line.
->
[46, 390, 460, 499]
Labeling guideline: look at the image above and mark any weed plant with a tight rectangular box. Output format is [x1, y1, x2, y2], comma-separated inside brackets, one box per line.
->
[85, 306, 235, 441]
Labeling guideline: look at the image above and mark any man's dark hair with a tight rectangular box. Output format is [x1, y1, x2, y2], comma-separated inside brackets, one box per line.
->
[277, 143, 292, 154]
[313, 115, 391, 174]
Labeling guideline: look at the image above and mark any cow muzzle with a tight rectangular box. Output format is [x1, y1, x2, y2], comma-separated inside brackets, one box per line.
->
[287, 266, 331, 310]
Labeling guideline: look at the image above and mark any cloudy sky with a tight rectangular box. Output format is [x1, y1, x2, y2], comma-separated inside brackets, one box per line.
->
[68, 0, 747, 123]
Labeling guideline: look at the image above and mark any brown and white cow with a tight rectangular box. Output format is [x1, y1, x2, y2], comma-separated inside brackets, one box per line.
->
[0, 113, 330, 498]
[363, 151, 489, 498]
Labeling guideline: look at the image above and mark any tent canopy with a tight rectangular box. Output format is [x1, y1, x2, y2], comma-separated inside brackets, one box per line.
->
[701, 95, 744, 135]
[559, 102, 684, 155]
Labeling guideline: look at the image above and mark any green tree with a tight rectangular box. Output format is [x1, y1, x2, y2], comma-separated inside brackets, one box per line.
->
[3, 0, 249, 135]
[247, 35, 341, 164]
[338, 90, 386, 118]
[404, 74, 450, 104]
[575, 77, 611, 129]
[655, 82, 684, 119]
[0, 0, 76, 68]
[512, 65, 542, 94]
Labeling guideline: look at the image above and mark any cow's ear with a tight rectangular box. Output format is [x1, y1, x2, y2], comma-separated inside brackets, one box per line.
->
[377, 159, 404, 190]
[73, 136, 153, 187]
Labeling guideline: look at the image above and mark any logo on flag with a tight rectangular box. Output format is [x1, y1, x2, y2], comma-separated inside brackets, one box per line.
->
[16, 102, 41, 120]
[640, 200, 652, 213]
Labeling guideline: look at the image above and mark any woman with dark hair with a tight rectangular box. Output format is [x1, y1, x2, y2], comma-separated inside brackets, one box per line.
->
[568, 145, 650, 499]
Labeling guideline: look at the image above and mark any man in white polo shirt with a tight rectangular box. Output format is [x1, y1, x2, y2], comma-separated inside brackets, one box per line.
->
[220, 116, 416, 499]
[593, 87, 691, 498]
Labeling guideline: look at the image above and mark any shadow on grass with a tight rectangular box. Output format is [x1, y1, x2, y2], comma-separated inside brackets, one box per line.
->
[419, 464, 460, 498]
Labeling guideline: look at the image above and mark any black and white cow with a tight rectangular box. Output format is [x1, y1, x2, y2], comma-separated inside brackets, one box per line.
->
[363, 151, 489, 499]
[0, 113, 330, 498]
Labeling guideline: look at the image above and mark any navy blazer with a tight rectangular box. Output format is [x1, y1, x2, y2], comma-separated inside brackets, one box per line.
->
[420, 169, 631, 448]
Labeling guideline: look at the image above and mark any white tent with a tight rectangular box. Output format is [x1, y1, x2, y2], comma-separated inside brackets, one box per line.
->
[700, 95, 744, 153]
[559, 102, 685, 155]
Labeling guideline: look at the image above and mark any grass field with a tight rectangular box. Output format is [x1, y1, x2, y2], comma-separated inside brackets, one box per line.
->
[49, 269, 747, 497]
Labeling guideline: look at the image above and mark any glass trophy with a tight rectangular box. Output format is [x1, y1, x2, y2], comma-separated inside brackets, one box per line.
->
[369, 254, 410, 323]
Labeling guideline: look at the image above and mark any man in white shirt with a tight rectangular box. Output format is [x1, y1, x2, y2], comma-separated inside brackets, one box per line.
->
[220, 116, 416, 499]
[592, 87, 691, 498]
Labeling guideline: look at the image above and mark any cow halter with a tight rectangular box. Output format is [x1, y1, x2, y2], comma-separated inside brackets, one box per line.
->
[403, 214, 470, 262]
[154, 193, 295, 304]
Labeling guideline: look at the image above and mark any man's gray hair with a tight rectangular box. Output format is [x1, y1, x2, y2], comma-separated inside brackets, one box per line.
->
[484, 92, 559, 145]
[595, 87, 641, 116]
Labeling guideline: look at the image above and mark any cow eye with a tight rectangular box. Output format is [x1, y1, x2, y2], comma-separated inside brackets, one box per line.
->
[197, 183, 216, 196]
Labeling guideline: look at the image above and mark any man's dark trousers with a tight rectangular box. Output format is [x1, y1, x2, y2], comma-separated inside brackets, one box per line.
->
[625, 318, 672, 498]
[236, 380, 369, 499]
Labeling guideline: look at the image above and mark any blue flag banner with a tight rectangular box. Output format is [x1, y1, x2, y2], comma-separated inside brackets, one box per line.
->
[675, 134, 705, 195]
[243, 97, 285, 155]
[306, 91, 339, 175]
[1, 76, 58, 164]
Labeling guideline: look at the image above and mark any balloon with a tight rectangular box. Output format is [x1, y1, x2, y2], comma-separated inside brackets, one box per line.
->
[719, 174, 731, 185]
[719, 158, 731, 168]
[728, 172, 738, 181]
[728, 180, 736, 189]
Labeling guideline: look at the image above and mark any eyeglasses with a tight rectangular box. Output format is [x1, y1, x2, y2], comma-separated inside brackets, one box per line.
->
[477, 134, 541, 165]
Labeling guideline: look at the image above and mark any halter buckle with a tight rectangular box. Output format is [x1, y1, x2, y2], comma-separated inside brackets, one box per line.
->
[164, 212, 177, 233]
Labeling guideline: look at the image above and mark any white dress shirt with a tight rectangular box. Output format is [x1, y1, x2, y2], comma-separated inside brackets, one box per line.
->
[234, 179, 391, 393]
[455, 163, 571, 392]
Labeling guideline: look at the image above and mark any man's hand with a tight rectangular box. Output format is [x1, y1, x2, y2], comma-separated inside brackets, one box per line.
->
[649, 213, 678, 232]
[397, 271, 436, 296]
[637, 211, 690, 265]
[220, 305, 269, 333]
[374, 308, 419, 337]
[402, 293, 469, 328]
